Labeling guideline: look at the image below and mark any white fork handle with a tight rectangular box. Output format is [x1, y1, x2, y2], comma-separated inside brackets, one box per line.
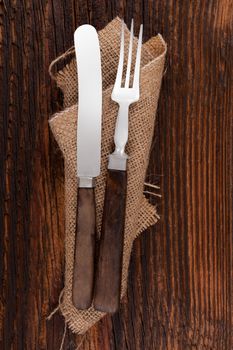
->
[113, 102, 129, 157]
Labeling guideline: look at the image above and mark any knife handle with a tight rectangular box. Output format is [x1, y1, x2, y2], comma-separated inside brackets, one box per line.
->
[94, 169, 127, 313]
[72, 187, 96, 309]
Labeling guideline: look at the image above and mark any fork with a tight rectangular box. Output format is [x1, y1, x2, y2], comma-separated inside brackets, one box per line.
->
[94, 19, 143, 313]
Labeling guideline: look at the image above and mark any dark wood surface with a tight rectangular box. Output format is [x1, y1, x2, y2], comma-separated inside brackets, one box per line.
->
[0, 1, 232, 349]
[73, 188, 96, 310]
[94, 169, 127, 313]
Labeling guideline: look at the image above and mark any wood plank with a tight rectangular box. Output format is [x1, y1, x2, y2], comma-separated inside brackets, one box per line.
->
[0, 0, 232, 349]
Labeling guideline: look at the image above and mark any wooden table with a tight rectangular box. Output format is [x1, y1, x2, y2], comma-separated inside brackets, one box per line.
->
[0, 1, 232, 349]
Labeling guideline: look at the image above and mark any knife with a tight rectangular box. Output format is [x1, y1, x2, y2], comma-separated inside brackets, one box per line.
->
[72, 24, 102, 310]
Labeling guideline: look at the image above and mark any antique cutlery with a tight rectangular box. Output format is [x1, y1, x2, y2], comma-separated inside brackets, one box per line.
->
[72, 24, 102, 310]
[94, 20, 143, 313]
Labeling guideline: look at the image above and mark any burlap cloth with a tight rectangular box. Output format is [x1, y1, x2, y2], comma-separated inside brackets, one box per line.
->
[49, 17, 167, 334]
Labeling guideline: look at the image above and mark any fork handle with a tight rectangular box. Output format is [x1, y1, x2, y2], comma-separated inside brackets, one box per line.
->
[94, 169, 127, 313]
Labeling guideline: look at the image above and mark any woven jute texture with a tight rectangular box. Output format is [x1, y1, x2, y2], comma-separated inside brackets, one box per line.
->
[49, 17, 166, 334]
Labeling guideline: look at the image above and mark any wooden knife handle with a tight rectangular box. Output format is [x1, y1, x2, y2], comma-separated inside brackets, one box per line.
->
[94, 169, 127, 313]
[72, 187, 96, 309]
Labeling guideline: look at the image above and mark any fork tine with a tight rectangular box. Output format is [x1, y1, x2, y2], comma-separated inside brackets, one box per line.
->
[114, 20, 125, 89]
[133, 24, 143, 89]
[124, 19, 134, 87]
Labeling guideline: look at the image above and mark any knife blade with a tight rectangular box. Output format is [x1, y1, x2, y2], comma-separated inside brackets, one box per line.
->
[72, 24, 102, 310]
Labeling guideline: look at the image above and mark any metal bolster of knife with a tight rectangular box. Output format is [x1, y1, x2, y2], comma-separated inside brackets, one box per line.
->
[108, 153, 128, 171]
[78, 176, 96, 188]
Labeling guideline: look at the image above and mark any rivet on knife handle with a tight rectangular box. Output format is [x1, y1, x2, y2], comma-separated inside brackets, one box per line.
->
[94, 20, 143, 313]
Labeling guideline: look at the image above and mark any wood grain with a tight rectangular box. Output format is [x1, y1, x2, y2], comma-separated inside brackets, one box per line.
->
[0, 0, 232, 349]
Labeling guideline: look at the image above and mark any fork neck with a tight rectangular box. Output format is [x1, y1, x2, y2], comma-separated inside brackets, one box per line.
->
[108, 102, 130, 171]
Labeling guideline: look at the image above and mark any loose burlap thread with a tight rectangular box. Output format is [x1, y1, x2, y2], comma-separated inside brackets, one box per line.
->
[49, 17, 167, 334]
